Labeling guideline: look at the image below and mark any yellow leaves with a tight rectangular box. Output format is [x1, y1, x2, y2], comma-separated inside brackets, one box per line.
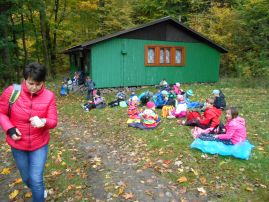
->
[257, 146, 264, 151]
[25, 192, 32, 198]
[79, 1, 98, 10]
[9, 178, 22, 187]
[199, 176, 207, 185]
[190, 168, 199, 176]
[197, 187, 207, 196]
[117, 185, 125, 196]
[246, 187, 254, 192]
[1, 167, 11, 174]
[90, 156, 102, 168]
[122, 192, 134, 200]
[9, 189, 19, 200]
[177, 176, 188, 183]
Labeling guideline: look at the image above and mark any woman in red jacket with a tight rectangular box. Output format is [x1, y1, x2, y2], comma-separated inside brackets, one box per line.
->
[0, 63, 58, 202]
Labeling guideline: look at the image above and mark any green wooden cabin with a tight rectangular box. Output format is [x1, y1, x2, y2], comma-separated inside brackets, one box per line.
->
[64, 16, 227, 88]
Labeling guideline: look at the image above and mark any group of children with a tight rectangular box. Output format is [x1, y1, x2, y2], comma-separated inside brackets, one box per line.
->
[63, 75, 247, 146]
[126, 80, 247, 146]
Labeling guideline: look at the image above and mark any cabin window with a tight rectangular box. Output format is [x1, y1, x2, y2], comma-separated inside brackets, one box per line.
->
[145, 45, 185, 66]
[147, 48, 155, 64]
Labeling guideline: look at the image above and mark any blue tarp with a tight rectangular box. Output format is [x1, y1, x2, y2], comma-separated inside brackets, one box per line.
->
[190, 139, 254, 160]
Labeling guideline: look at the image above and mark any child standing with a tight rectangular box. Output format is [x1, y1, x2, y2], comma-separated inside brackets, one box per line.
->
[85, 76, 96, 100]
[199, 107, 247, 145]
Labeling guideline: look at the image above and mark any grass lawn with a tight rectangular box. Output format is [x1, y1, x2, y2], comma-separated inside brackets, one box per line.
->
[2, 77, 267, 201]
[52, 77, 268, 201]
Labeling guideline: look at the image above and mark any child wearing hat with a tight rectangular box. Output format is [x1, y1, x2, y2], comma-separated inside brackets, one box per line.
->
[167, 95, 187, 119]
[212, 89, 226, 110]
[173, 82, 184, 95]
[140, 101, 161, 128]
[184, 89, 203, 109]
[127, 96, 140, 119]
[128, 101, 161, 129]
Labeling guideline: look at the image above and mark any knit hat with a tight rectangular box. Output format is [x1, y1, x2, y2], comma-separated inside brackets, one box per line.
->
[177, 94, 184, 101]
[212, 89, 220, 95]
[146, 101, 156, 109]
[176, 82, 180, 87]
[161, 90, 169, 95]
[186, 89, 194, 96]
[131, 96, 139, 101]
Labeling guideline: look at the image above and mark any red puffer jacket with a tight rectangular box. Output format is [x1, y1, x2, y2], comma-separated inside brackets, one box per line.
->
[0, 81, 58, 151]
[199, 106, 222, 128]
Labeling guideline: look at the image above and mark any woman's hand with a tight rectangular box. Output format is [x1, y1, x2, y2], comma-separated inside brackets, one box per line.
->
[29, 116, 46, 128]
[11, 128, 22, 141]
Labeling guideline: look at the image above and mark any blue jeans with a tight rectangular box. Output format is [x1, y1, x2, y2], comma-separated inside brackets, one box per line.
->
[11, 144, 48, 202]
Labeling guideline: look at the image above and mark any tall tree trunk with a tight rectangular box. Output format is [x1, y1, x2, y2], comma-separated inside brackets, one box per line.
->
[0, 15, 10, 66]
[28, 6, 40, 63]
[99, 0, 105, 7]
[39, 2, 52, 77]
[21, 13, 28, 66]
[51, 0, 59, 76]
[10, 14, 21, 81]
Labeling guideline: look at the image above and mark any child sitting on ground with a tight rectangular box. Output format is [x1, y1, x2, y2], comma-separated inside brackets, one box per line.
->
[108, 90, 126, 107]
[128, 101, 161, 129]
[167, 95, 187, 119]
[212, 89, 226, 110]
[178, 98, 222, 129]
[158, 79, 169, 91]
[128, 96, 140, 119]
[60, 81, 68, 96]
[138, 90, 153, 106]
[198, 107, 247, 145]
[184, 89, 203, 109]
[82, 90, 105, 112]
[173, 82, 184, 95]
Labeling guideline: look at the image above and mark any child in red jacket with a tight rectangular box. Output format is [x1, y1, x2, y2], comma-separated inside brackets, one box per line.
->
[178, 98, 222, 129]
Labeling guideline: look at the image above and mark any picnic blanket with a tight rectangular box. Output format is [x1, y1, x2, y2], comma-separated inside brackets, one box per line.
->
[190, 139, 254, 160]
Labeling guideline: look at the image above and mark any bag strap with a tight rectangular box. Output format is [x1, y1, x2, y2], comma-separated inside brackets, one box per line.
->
[8, 84, 21, 117]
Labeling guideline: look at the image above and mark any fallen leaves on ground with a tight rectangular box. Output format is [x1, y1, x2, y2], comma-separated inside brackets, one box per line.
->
[122, 192, 134, 200]
[1, 167, 11, 174]
[9, 189, 19, 199]
[177, 176, 188, 183]
[197, 187, 207, 196]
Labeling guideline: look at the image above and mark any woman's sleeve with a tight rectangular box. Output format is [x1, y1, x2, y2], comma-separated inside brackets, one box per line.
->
[0, 86, 14, 133]
[44, 93, 58, 129]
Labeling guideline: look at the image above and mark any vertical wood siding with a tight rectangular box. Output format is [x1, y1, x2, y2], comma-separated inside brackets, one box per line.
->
[91, 38, 220, 88]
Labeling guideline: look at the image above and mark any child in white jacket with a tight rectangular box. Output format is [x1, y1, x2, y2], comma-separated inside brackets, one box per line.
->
[167, 95, 187, 119]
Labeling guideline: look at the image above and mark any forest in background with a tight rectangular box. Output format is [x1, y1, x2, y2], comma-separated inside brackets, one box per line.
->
[0, 0, 268, 86]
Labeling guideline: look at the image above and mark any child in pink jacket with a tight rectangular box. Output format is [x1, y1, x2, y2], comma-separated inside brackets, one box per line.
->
[199, 107, 247, 145]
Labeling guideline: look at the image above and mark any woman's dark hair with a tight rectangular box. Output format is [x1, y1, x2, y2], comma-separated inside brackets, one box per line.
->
[23, 62, 46, 82]
[227, 107, 239, 119]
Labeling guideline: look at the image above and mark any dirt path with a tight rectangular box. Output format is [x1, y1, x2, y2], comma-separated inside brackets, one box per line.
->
[59, 114, 204, 202]
[0, 114, 204, 202]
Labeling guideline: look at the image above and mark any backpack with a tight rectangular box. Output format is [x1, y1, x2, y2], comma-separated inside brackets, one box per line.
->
[8, 84, 21, 117]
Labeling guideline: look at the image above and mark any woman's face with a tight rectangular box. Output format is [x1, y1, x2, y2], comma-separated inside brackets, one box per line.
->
[25, 78, 43, 94]
[225, 109, 232, 120]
